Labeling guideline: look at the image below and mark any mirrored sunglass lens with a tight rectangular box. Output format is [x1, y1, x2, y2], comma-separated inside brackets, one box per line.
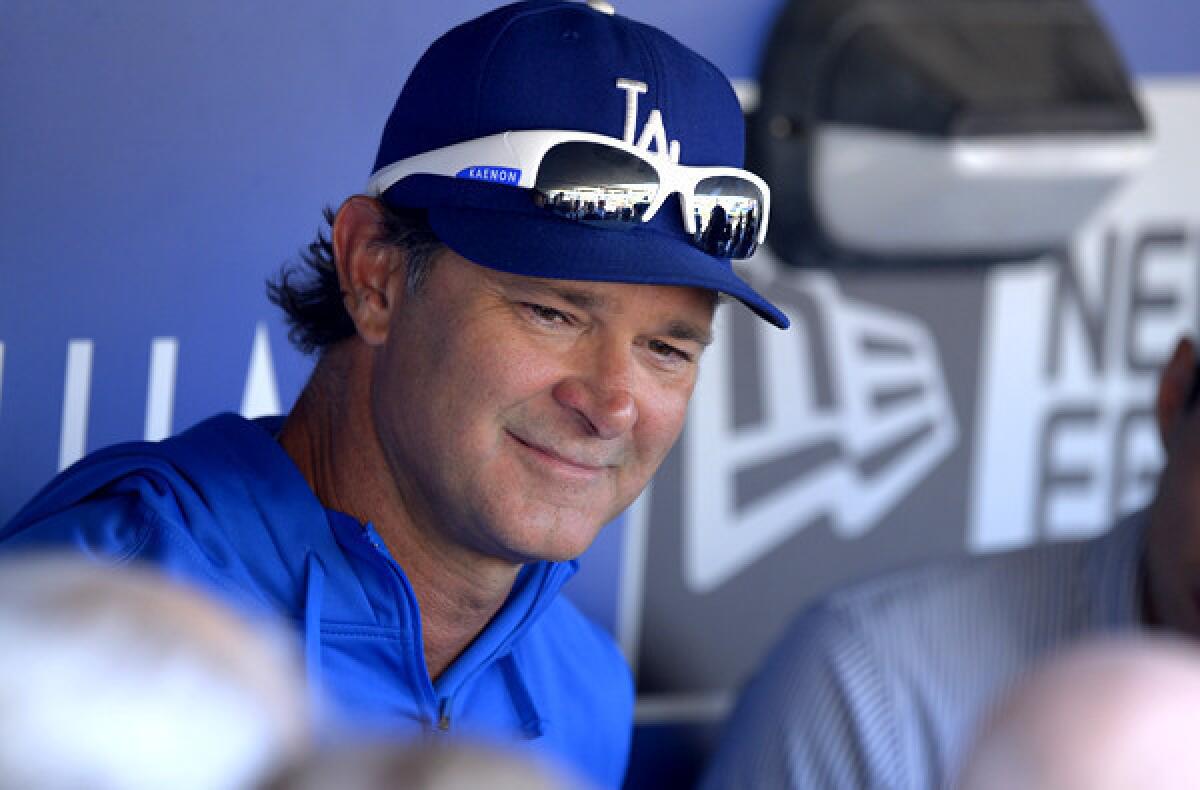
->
[693, 176, 764, 258]
[533, 142, 659, 229]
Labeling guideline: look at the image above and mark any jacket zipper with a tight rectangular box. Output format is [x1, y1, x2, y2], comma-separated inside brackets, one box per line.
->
[358, 526, 558, 736]
[360, 528, 445, 731]
[437, 697, 452, 732]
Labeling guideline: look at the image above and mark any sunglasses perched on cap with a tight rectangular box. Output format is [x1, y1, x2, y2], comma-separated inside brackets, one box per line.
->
[366, 130, 771, 259]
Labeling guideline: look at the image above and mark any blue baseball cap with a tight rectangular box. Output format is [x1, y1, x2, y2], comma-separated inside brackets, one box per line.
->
[371, 0, 789, 329]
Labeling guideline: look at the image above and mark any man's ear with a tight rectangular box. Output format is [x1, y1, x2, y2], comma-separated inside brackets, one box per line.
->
[332, 196, 406, 346]
[1156, 336, 1197, 445]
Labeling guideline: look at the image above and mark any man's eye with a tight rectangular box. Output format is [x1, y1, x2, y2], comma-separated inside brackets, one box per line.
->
[648, 339, 693, 364]
[522, 302, 571, 326]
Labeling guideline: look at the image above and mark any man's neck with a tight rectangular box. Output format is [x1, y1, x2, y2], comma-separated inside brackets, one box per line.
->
[277, 345, 520, 679]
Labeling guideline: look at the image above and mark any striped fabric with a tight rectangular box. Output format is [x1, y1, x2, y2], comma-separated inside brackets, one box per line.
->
[700, 510, 1147, 790]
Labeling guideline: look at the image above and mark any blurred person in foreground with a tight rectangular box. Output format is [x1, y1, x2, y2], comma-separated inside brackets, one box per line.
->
[0, 2, 789, 785]
[703, 336, 1200, 789]
[958, 634, 1200, 790]
[0, 555, 308, 790]
[263, 739, 587, 790]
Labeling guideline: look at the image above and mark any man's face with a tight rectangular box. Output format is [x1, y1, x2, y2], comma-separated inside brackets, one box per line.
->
[370, 248, 715, 565]
[1145, 338, 1200, 636]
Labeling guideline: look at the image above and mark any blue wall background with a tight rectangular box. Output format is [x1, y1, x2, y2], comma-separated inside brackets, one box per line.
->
[3, 1, 1199, 786]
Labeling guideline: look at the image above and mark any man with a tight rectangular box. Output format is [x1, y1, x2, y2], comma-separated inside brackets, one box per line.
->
[0, 556, 309, 790]
[958, 635, 1200, 790]
[0, 2, 787, 786]
[702, 336, 1200, 789]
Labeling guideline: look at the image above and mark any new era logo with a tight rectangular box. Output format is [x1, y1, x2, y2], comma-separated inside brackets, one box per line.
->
[681, 251, 958, 592]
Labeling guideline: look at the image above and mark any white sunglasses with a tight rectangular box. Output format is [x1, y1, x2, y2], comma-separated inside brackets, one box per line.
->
[366, 130, 771, 259]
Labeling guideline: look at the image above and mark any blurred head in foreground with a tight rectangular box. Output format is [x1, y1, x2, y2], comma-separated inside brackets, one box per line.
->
[958, 634, 1200, 790]
[263, 739, 587, 790]
[0, 556, 310, 790]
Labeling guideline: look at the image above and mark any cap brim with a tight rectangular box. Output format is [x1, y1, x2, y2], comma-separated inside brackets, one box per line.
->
[426, 206, 790, 329]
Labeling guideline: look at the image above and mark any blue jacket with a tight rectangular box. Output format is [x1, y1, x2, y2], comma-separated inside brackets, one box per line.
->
[0, 413, 633, 787]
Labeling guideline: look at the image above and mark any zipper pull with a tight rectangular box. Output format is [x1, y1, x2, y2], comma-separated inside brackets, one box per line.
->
[437, 698, 452, 732]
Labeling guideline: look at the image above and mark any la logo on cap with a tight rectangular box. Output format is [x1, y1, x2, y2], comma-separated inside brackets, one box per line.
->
[616, 79, 681, 163]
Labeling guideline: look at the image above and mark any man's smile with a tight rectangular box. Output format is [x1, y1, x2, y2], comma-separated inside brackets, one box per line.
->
[506, 430, 616, 481]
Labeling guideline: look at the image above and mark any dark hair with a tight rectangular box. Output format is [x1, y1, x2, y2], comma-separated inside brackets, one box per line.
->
[267, 202, 445, 354]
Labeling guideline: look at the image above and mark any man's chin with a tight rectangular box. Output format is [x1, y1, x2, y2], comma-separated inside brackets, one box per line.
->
[521, 535, 603, 565]
[500, 517, 609, 566]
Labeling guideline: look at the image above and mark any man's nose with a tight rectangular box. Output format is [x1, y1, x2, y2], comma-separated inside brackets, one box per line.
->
[552, 347, 639, 440]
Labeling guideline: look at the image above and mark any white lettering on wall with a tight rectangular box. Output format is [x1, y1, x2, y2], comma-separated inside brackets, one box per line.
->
[969, 82, 1200, 552]
[241, 321, 281, 419]
[9, 323, 282, 479]
[58, 339, 94, 471]
[969, 229, 1197, 551]
[143, 337, 179, 441]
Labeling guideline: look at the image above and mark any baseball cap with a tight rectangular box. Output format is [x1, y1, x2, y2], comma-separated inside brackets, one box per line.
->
[371, 0, 789, 329]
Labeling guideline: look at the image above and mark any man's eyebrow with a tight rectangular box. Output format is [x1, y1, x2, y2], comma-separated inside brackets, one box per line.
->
[517, 279, 713, 345]
[663, 320, 712, 348]
[506, 278, 607, 309]
[548, 285, 608, 312]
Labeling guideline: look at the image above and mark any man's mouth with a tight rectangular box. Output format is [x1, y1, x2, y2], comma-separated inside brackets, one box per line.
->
[507, 431, 613, 477]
